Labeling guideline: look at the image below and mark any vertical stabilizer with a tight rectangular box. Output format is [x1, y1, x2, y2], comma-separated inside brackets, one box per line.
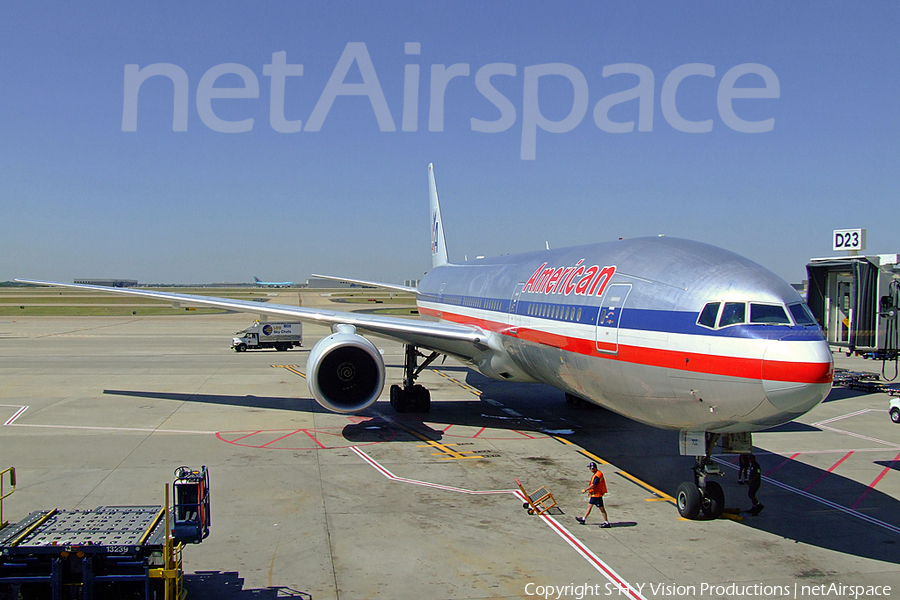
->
[428, 163, 449, 267]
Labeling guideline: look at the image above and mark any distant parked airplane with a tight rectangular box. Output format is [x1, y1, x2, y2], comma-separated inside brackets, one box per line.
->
[20, 163, 833, 519]
[254, 277, 294, 288]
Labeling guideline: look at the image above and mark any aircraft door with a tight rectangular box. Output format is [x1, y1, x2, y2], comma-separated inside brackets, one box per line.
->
[508, 283, 525, 329]
[436, 282, 446, 318]
[827, 274, 853, 346]
[596, 283, 631, 354]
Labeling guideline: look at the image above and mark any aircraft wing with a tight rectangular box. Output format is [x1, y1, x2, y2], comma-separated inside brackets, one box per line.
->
[310, 274, 418, 294]
[15, 279, 487, 360]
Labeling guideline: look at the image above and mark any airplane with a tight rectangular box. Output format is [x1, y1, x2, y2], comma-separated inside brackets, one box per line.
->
[18, 163, 834, 520]
[254, 276, 295, 288]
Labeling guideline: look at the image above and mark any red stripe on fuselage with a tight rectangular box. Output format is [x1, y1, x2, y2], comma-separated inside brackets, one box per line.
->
[419, 305, 832, 385]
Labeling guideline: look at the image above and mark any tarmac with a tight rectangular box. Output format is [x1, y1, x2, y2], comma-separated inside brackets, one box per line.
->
[1, 291, 899, 599]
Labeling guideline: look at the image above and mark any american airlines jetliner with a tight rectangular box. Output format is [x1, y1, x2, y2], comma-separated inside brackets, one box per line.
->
[20, 164, 834, 519]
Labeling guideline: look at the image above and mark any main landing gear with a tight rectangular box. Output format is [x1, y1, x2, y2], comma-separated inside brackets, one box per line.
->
[389, 344, 440, 413]
[676, 433, 725, 520]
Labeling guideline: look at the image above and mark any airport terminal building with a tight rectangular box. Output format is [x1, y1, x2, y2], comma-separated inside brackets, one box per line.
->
[73, 278, 138, 287]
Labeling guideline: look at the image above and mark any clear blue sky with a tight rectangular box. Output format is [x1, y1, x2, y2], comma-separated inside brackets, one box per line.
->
[2, 2, 897, 285]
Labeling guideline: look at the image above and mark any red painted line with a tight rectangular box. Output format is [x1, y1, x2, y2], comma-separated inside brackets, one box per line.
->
[513, 429, 536, 440]
[260, 429, 306, 449]
[804, 451, 854, 492]
[532, 501, 646, 600]
[352, 446, 646, 599]
[850, 450, 900, 510]
[227, 430, 262, 443]
[472, 427, 486, 438]
[442, 424, 453, 433]
[764, 452, 801, 477]
[300, 429, 328, 450]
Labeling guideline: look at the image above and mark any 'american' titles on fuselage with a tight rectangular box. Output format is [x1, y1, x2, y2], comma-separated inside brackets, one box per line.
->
[523, 260, 616, 297]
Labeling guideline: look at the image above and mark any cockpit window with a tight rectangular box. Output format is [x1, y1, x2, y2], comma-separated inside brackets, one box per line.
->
[750, 303, 790, 324]
[698, 302, 720, 328]
[788, 302, 817, 326]
[719, 302, 746, 327]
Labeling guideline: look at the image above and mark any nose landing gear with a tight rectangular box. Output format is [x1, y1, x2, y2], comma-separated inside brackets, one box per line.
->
[676, 433, 725, 519]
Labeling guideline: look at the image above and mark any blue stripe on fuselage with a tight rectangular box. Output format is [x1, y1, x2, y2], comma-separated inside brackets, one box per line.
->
[417, 292, 824, 342]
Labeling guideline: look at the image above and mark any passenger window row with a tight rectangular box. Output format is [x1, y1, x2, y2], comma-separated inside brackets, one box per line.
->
[527, 303, 583, 322]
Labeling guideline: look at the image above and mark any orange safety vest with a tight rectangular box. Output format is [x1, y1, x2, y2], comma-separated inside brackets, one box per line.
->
[587, 470, 607, 498]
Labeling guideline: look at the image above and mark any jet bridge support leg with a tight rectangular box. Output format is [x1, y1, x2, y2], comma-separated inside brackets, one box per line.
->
[675, 433, 725, 519]
[389, 345, 439, 413]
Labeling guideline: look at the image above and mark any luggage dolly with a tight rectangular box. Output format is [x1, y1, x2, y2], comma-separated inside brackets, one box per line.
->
[515, 478, 558, 516]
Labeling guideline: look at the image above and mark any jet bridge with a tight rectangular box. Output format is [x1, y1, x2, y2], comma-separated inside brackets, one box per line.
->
[806, 254, 900, 377]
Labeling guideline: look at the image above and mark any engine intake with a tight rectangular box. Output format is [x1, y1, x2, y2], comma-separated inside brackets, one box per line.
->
[306, 329, 385, 413]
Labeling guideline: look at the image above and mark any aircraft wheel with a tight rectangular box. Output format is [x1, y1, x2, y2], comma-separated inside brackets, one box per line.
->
[390, 384, 404, 412]
[890, 407, 900, 423]
[411, 385, 431, 413]
[676, 482, 701, 519]
[701, 481, 725, 519]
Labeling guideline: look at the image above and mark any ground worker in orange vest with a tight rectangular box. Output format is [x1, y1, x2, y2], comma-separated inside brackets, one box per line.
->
[576, 462, 610, 528]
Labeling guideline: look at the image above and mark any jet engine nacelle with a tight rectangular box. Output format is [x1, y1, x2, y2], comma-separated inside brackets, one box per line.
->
[306, 325, 385, 414]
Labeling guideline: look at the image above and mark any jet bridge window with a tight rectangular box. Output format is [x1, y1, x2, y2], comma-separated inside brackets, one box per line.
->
[750, 303, 790, 324]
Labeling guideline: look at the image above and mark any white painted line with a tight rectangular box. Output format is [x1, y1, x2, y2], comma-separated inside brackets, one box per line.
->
[815, 424, 900, 449]
[6, 422, 215, 435]
[813, 408, 873, 426]
[351, 446, 647, 599]
[2, 405, 28, 426]
[811, 409, 900, 449]
[714, 457, 900, 536]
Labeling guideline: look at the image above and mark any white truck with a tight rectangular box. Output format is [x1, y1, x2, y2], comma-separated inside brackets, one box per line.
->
[232, 321, 302, 352]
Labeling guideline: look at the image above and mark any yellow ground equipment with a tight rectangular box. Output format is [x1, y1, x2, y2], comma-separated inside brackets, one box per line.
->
[0, 467, 15, 530]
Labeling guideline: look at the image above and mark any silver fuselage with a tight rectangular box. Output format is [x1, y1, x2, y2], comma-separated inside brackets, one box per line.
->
[416, 236, 833, 433]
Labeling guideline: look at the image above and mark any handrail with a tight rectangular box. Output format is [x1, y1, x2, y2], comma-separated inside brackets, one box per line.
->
[0, 466, 16, 529]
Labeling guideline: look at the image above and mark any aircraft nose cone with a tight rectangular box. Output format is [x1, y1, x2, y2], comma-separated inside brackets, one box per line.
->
[762, 338, 833, 415]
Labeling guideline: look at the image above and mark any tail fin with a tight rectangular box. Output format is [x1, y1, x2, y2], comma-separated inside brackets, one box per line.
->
[428, 163, 449, 268]
[254, 277, 260, 283]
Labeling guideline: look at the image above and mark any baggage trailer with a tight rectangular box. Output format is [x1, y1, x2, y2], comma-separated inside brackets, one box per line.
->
[0, 466, 209, 600]
[0, 506, 169, 600]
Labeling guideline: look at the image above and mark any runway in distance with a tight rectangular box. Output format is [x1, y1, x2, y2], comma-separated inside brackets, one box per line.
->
[253, 276, 295, 287]
[19, 163, 834, 519]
